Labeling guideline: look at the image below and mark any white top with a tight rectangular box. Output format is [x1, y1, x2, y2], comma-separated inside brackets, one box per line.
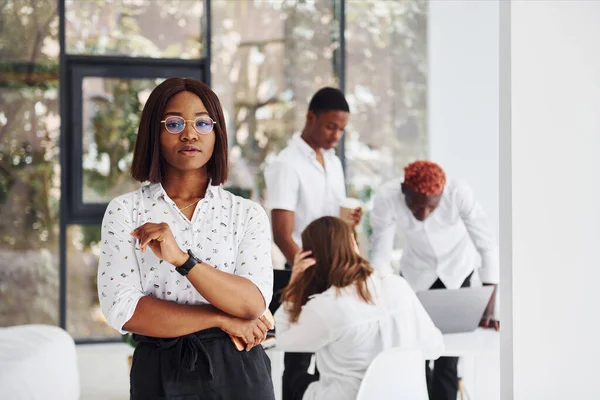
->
[274, 273, 444, 400]
[370, 178, 499, 292]
[264, 133, 346, 247]
[97, 183, 273, 334]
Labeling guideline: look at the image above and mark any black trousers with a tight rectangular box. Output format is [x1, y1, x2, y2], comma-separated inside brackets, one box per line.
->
[270, 266, 317, 400]
[282, 352, 319, 400]
[425, 272, 473, 400]
[130, 328, 275, 400]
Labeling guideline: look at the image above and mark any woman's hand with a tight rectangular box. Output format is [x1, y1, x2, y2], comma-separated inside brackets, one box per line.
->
[131, 222, 188, 267]
[220, 314, 274, 351]
[290, 250, 316, 284]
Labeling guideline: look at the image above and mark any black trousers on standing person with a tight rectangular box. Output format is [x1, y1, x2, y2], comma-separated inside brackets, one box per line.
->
[426, 271, 473, 400]
[130, 327, 275, 400]
[270, 267, 318, 400]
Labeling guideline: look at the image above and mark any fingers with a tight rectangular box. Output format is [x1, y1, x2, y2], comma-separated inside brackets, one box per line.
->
[479, 317, 490, 329]
[351, 207, 362, 216]
[492, 319, 500, 331]
[245, 327, 261, 351]
[296, 257, 316, 272]
[131, 223, 169, 252]
[140, 231, 161, 252]
[246, 319, 270, 351]
[255, 319, 269, 338]
[350, 207, 362, 218]
[259, 314, 275, 331]
[479, 317, 500, 331]
[242, 330, 255, 350]
[347, 208, 362, 226]
[293, 250, 313, 264]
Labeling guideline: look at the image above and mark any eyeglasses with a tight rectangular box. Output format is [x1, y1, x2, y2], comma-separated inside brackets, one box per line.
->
[160, 115, 217, 135]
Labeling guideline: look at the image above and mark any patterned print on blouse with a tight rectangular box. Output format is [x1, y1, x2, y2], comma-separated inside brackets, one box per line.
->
[97, 182, 273, 334]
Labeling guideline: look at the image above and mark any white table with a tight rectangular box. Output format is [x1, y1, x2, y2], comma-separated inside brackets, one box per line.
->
[265, 329, 500, 400]
[443, 329, 500, 400]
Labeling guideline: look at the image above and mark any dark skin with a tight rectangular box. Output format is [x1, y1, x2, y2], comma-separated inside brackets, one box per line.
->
[124, 91, 273, 349]
[401, 183, 500, 331]
[271, 110, 362, 264]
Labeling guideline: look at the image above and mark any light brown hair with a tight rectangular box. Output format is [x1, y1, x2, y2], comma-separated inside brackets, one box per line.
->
[280, 216, 374, 323]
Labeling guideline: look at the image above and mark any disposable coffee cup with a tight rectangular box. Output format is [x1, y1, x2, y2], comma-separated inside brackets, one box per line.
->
[340, 197, 362, 224]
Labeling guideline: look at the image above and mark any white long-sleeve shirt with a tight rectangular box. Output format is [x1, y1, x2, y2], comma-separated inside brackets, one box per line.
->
[274, 273, 444, 400]
[97, 183, 273, 334]
[370, 178, 499, 292]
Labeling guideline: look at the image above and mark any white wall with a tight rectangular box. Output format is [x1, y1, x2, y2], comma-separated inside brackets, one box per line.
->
[428, 0, 500, 236]
[507, 1, 600, 398]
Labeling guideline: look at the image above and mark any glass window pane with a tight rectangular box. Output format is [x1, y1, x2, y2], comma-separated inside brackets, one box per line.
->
[212, 0, 339, 267]
[345, 0, 428, 267]
[67, 224, 119, 338]
[0, 0, 60, 326]
[211, 0, 338, 201]
[82, 77, 163, 204]
[65, 0, 205, 59]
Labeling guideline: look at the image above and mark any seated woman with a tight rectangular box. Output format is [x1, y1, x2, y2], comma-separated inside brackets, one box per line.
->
[275, 216, 444, 400]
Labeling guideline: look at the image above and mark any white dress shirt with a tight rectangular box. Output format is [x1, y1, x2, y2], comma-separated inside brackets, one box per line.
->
[275, 273, 444, 400]
[370, 178, 499, 292]
[264, 133, 346, 247]
[97, 183, 273, 334]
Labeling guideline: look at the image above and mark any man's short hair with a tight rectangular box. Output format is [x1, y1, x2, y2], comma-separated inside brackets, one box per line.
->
[308, 87, 350, 114]
[404, 160, 447, 196]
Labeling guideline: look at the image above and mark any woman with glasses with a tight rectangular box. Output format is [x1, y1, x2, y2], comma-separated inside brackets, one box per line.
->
[275, 216, 444, 400]
[97, 78, 275, 400]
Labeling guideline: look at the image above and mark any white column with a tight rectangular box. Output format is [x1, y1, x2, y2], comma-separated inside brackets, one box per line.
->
[504, 1, 600, 398]
[428, 0, 500, 237]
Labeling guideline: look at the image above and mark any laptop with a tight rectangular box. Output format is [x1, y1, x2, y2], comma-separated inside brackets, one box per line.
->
[416, 286, 494, 334]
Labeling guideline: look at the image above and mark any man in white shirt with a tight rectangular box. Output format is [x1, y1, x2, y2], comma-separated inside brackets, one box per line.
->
[264, 87, 361, 400]
[370, 160, 499, 400]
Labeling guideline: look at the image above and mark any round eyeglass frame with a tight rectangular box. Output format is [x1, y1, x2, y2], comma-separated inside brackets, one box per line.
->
[160, 115, 217, 135]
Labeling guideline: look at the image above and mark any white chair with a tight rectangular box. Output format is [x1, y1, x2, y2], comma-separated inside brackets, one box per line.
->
[356, 348, 428, 400]
[0, 324, 80, 400]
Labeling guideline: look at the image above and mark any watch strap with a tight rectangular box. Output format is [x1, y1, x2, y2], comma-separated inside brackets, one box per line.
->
[176, 249, 200, 276]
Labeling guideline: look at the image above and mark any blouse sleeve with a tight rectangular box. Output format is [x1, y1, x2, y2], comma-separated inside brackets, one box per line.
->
[97, 198, 145, 334]
[233, 202, 274, 309]
[274, 299, 332, 353]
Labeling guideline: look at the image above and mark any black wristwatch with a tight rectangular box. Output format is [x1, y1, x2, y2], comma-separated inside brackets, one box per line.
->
[176, 249, 201, 276]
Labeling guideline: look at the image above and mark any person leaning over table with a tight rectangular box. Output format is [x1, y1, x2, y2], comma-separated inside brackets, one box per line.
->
[369, 160, 500, 400]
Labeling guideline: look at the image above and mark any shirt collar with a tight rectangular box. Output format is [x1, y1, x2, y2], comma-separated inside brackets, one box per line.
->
[148, 180, 219, 201]
[292, 133, 336, 159]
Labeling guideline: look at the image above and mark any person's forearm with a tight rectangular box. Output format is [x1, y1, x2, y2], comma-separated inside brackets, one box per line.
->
[274, 235, 300, 265]
[123, 296, 226, 338]
[186, 262, 266, 320]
